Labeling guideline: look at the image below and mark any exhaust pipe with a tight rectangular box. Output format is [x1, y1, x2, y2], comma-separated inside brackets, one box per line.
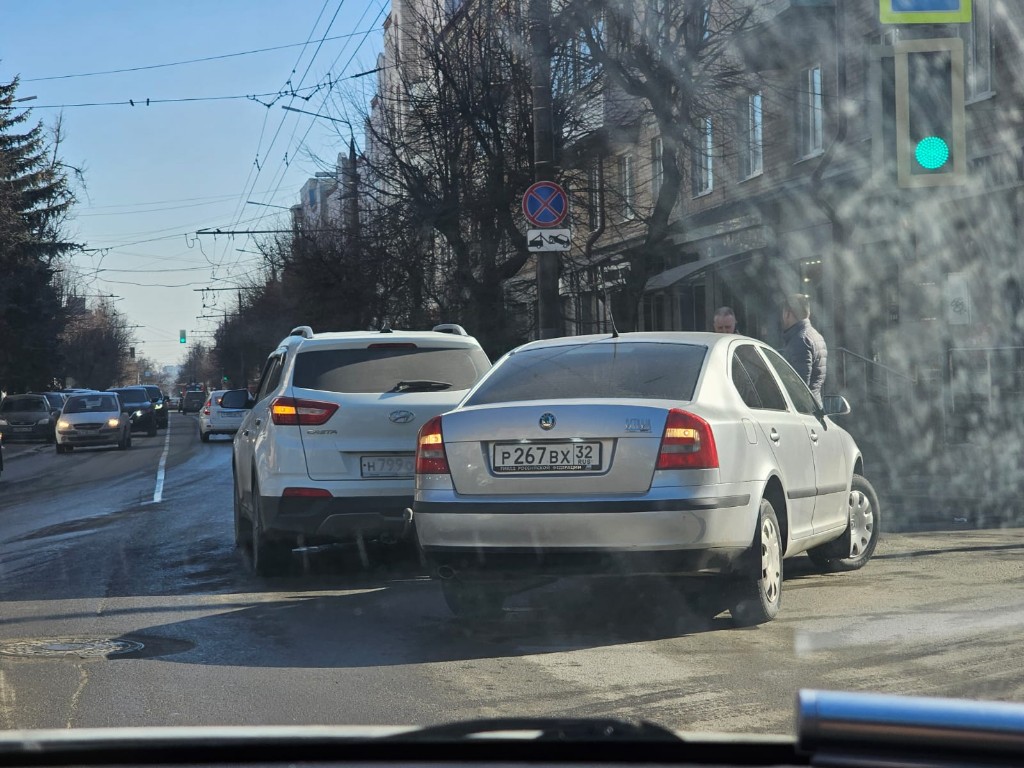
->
[437, 565, 457, 580]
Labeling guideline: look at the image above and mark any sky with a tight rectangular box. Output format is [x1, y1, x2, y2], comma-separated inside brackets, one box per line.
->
[0, 0, 386, 368]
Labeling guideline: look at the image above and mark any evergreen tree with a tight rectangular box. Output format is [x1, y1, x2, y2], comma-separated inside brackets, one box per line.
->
[0, 77, 76, 392]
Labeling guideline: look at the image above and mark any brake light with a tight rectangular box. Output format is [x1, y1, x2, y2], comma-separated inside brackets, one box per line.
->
[282, 487, 332, 498]
[415, 416, 449, 474]
[368, 343, 417, 349]
[656, 409, 719, 470]
[270, 397, 339, 426]
[203, 406, 211, 415]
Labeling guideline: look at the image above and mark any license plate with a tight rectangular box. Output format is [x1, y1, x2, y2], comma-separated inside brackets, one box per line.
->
[492, 442, 602, 473]
[13, 427, 31, 432]
[360, 455, 415, 478]
[221, 411, 244, 418]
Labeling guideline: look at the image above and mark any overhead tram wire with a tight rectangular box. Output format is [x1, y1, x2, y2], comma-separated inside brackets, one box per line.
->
[235, 2, 386, 276]
[22, 30, 380, 82]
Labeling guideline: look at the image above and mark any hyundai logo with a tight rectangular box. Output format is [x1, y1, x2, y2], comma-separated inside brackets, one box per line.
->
[389, 410, 416, 424]
[539, 412, 556, 431]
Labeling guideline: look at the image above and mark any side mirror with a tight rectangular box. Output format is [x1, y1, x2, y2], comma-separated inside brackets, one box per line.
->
[822, 395, 851, 417]
[220, 389, 254, 410]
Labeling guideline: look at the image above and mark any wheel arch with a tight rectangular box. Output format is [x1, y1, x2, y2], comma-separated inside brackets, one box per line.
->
[761, 474, 790, 555]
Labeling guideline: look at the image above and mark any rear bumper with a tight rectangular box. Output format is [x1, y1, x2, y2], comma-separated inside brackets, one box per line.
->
[261, 494, 414, 543]
[414, 485, 761, 576]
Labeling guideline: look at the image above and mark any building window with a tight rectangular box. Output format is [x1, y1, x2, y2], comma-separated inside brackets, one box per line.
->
[960, 0, 992, 98]
[587, 163, 602, 231]
[651, 137, 663, 202]
[737, 91, 763, 179]
[796, 66, 824, 158]
[691, 118, 713, 196]
[619, 154, 635, 220]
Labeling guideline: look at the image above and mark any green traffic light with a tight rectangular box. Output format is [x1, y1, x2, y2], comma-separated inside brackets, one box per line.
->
[915, 136, 950, 170]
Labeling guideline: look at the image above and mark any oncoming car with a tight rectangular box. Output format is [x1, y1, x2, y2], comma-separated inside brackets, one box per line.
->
[55, 392, 131, 453]
[227, 324, 491, 574]
[413, 332, 880, 624]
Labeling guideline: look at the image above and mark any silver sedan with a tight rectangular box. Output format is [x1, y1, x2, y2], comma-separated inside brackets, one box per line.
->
[413, 332, 879, 625]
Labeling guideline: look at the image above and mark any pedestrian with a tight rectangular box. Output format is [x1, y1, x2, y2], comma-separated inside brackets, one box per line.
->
[712, 306, 738, 334]
[780, 293, 827, 406]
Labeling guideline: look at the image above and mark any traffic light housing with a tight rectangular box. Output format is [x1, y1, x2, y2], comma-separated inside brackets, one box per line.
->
[179, 329, 187, 344]
[894, 38, 966, 188]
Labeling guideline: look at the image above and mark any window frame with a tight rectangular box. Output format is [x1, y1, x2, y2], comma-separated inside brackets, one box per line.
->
[960, 0, 993, 100]
[796, 65, 824, 159]
[619, 154, 636, 220]
[691, 117, 714, 196]
[651, 136, 664, 202]
[737, 92, 764, 180]
[732, 344, 788, 412]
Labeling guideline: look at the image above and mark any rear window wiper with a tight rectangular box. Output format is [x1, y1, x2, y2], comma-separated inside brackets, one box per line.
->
[391, 380, 452, 392]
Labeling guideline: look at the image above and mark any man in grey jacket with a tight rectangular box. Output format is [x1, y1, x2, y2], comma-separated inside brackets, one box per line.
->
[781, 293, 827, 406]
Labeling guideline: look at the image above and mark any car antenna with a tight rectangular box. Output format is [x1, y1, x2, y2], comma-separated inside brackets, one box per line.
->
[602, 283, 620, 338]
[379, 320, 393, 334]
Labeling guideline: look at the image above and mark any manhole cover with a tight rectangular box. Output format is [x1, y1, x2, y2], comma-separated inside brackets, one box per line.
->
[0, 638, 145, 659]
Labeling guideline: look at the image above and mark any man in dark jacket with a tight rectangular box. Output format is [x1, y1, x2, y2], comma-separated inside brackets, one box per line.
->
[781, 293, 827, 406]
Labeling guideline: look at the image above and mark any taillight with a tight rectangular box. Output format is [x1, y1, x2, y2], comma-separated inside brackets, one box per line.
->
[415, 416, 450, 474]
[656, 409, 719, 470]
[203, 407, 211, 415]
[282, 487, 332, 498]
[270, 397, 339, 426]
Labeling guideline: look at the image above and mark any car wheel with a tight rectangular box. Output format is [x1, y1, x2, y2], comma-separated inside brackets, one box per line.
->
[233, 464, 251, 549]
[730, 499, 782, 627]
[250, 479, 290, 576]
[118, 428, 129, 450]
[55, 444, 67, 454]
[807, 474, 880, 572]
[440, 579, 506, 620]
[147, 420, 158, 437]
[200, 429, 210, 443]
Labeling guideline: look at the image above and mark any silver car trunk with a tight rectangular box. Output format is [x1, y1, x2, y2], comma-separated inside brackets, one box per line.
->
[442, 402, 671, 496]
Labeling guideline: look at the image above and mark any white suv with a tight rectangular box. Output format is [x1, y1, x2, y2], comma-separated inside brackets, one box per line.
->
[227, 324, 491, 574]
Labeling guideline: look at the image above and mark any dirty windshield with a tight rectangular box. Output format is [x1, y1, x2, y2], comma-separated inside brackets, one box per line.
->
[0, 0, 1021, 740]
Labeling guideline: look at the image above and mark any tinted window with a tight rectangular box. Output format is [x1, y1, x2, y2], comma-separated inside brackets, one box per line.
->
[43, 393, 64, 409]
[762, 347, 819, 415]
[0, 397, 47, 413]
[732, 345, 788, 411]
[465, 342, 706, 406]
[110, 389, 149, 406]
[144, 386, 162, 401]
[293, 346, 490, 394]
[65, 396, 119, 414]
[256, 355, 284, 402]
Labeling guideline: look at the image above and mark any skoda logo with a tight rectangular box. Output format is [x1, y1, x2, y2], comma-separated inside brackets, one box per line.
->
[389, 410, 416, 424]
[539, 412, 556, 431]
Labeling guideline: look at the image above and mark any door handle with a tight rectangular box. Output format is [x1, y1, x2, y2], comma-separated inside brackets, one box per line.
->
[769, 428, 780, 443]
[809, 429, 819, 443]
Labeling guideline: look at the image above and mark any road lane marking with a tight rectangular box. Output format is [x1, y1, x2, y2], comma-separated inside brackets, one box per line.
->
[153, 418, 171, 503]
[0, 669, 15, 729]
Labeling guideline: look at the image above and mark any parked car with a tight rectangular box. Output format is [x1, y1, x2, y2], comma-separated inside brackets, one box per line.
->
[181, 390, 207, 414]
[107, 387, 159, 436]
[142, 384, 169, 429]
[55, 392, 131, 453]
[199, 389, 247, 442]
[413, 332, 880, 624]
[227, 323, 491, 574]
[0, 393, 59, 442]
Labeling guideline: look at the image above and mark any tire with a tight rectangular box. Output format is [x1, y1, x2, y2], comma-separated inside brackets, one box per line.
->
[56, 444, 68, 455]
[200, 429, 210, 443]
[807, 474, 880, 572]
[233, 463, 251, 549]
[147, 420, 158, 437]
[441, 579, 506, 620]
[118, 428, 130, 450]
[730, 499, 783, 627]
[249, 479, 290, 576]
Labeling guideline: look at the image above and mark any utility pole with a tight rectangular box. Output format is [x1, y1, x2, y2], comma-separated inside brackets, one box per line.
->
[530, 0, 560, 340]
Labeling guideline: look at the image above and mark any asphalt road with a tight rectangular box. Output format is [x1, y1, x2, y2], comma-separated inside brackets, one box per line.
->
[0, 412, 1022, 735]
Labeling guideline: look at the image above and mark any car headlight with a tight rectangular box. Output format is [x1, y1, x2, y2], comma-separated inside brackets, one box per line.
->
[37, 418, 51, 425]
[58, 419, 71, 429]
[134, 410, 143, 417]
[0, 419, 8, 426]
[154, 403, 164, 409]
[107, 418, 120, 428]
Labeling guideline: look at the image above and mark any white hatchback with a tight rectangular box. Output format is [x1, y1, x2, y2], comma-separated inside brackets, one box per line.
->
[198, 389, 246, 442]
[226, 324, 491, 574]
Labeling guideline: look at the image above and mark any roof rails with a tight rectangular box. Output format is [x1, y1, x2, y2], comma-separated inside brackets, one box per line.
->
[432, 323, 468, 336]
[289, 326, 314, 339]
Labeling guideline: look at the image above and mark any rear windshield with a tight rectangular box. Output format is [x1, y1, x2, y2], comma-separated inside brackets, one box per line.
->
[465, 342, 707, 406]
[144, 386, 162, 400]
[110, 389, 148, 406]
[184, 392, 206, 402]
[65, 395, 119, 414]
[0, 397, 47, 413]
[293, 346, 490, 394]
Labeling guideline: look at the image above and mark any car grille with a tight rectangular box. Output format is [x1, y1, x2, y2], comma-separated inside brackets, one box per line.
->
[74, 423, 104, 431]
